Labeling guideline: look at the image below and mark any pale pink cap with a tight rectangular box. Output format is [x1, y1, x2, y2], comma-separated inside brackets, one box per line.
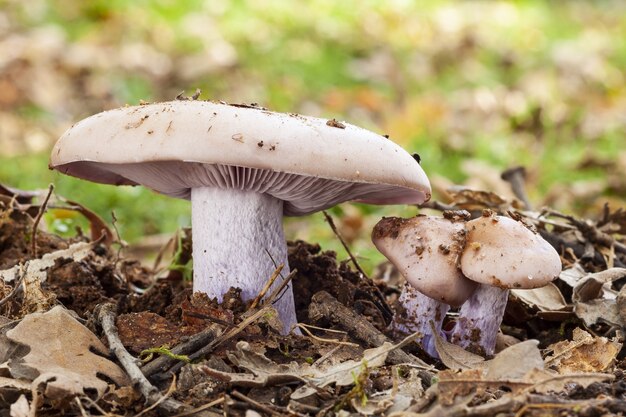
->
[50, 101, 431, 216]
[460, 213, 561, 289]
[372, 215, 477, 306]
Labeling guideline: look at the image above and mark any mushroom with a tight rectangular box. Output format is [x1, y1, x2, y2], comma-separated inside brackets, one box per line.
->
[49, 100, 431, 334]
[372, 215, 477, 356]
[372, 211, 561, 357]
[449, 212, 562, 355]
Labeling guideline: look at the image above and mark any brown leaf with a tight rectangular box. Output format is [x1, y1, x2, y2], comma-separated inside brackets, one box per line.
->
[484, 340, 543, 380]
[201, 337, 406, 400]
[545, 328, 621, 373]
[511, 283, 568, 312]
[572, 268, 626, 302]
[6, 306, 129, 398]
[524, 368, 615, 394]
[58, 199, 114, 245]
[430, 322, 485, 370]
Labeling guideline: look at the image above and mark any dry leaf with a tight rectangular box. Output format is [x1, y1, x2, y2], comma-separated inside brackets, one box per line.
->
[572, 268, 626, 303]
[511, 283, 568, 312]
[446, 187, 513, 211]
[0, 242, 93, 284]
[484, 340, 543, 380]
[559, 264, 587, 287]
[6, 306, 128, 398]
[431, 323, 485, 370]
[545, 328, 621, 373]
[574, 299, 621, 327]
[0, 242, 94, 315]
[436, 340, 544, 405]
[350, 367, 423, 415]
[523, 368, 615, 394]
[201, 338, 405, 400]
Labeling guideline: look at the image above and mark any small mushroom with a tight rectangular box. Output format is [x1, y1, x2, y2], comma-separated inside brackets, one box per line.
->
[50, 100, 431, 334]
[372, 215, 477, 355]
[449, 213, 561, 355]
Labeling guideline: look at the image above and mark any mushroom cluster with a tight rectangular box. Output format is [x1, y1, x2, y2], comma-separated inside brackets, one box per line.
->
[373, 210, 561, 356]
[50, 100, 431, 334]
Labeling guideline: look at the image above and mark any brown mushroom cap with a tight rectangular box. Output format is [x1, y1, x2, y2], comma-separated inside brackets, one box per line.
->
[49, 100, 431, 216]
[460, 214, 561, 289]
[372, 215, 477, 306]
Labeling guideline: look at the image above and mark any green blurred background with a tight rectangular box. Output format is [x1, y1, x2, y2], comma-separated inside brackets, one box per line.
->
[1, 0, 625, 269]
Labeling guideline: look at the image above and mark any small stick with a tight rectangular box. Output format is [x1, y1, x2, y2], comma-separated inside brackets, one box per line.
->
[165, 306, 273, 377]
[0, 274, 24, 308]
[293, 323, 360, 347]
[141, 323, 221, 377]
[231, 391, 284, 417]
[322, 211, 369, 279]
[96, 302, 186, 414]
[171, 397, 224, 417]
[31, 184, 54, 258]
[249, 264, 284, 310]
[134, 376, 178, 417]
[308, 291, 432, 371]
[263, 269, 297, 308]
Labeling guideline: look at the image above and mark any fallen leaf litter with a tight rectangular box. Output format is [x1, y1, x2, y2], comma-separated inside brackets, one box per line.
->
[1, 181, 626, 416]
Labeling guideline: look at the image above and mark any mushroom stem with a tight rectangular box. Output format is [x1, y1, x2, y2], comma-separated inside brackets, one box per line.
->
[447, 284, 508, 356]
[391, 283, 449, 357]
[191, 187, 296, 334]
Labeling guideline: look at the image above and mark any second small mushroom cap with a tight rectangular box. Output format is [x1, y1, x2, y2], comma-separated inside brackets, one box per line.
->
[372, 215, 477, 306]
[460, 213, 561, 289]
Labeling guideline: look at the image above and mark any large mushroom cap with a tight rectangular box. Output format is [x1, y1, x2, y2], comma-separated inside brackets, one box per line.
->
[372, 215, 477, 306]
[460, 213, 562, 289]
[50, 100, 431, 216]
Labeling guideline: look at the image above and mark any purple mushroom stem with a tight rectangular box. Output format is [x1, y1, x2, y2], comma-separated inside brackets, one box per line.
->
[391, 283, 450, 358]
[191, 187, 295, 333]
[447, 284, 509, 356]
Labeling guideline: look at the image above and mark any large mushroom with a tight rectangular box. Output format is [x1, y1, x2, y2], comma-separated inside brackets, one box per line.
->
[49, 100, 431, 333]
[449, 212, 561, 355]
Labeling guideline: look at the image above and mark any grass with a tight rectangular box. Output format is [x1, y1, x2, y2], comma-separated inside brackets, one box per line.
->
[1, 0, 625, 271]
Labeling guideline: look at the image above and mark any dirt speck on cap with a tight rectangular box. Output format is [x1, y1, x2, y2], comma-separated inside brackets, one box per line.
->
[326, 118, 346, 129]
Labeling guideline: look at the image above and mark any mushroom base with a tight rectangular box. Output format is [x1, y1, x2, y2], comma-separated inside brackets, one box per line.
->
[391, 283, 450, 358]
[447, 284, 509, 356]
[191, 187, 296, 334]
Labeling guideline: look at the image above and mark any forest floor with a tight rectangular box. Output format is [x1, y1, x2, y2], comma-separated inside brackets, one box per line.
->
[2, 182, 626, 417]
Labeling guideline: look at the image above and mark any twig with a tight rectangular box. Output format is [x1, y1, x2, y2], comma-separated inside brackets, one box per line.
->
[171, 396, 224, 417]
[31, 184, 54, 258]
[0, 273, 24, 308]
[231, 391, 284, 417]
[293, 323, 360, 347]
[96, 302, 186, 414]
[78, 395, 121, 417]
[74, 397, 93, 417]
[134, 375, 178, 417]
[110, 211, 126, 265]
[322, 211, 369, 279]
[249, 264, 284, 310]
[141, 323, 221, 377]
[165, 306, 274, 377]
[308, 291, 432, 371]
[263, 269, 297, 308]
